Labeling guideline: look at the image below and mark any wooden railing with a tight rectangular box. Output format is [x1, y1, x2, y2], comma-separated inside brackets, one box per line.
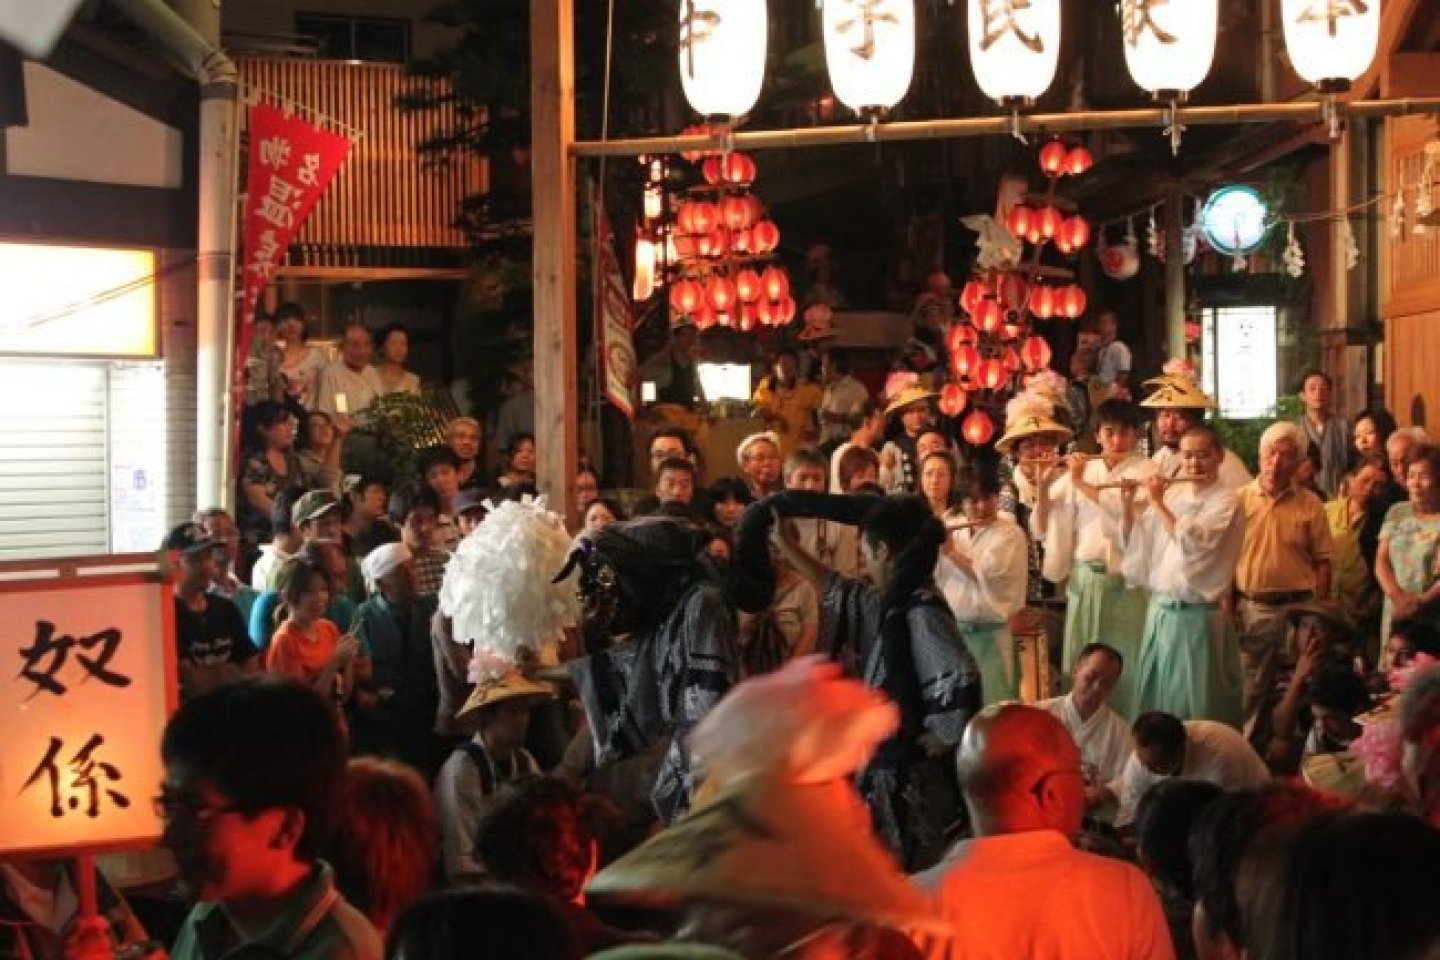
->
[236, 56, 486, 274]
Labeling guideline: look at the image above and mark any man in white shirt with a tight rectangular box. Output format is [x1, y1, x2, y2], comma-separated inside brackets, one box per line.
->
[313, 322, 383, 416]
[1140, 366, 1251, 490]
[1034, 399, 1156, 718]
[816, 350, 870, 445]
[1115, 712, 1269, 828]
[1120, 424, 1248, 726]
[917, 704, 1173, 960]
[1037, 642, 1133, 818]
[1095, 310, 1133, 394]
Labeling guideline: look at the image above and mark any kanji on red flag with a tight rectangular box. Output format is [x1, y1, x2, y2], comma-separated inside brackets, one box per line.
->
[237, 103, 352, 329]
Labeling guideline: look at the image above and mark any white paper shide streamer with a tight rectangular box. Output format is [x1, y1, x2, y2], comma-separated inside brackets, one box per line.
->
[438, 496, 578, 681]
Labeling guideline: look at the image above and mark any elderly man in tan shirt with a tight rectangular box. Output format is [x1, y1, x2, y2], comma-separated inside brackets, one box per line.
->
[1234, 422, 1333, 728]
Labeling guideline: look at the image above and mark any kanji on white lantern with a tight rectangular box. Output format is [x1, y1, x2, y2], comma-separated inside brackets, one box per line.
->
[967, 0, 1061, 105]
[1280, 0, 1380, 89]
[823, 0, 916, 115]
[1120, 0, 1217, 99]
[678, 0, 768, 120]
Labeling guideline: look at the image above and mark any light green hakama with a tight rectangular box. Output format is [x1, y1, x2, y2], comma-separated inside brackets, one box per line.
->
[958, 620, 1017, 706]
[1063, 560, 1150, 720]
[1134, 595, 1243, 729]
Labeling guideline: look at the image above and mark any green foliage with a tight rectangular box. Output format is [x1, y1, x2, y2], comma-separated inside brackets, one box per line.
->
[343, 393, 449, 485]
[1212, 395, 1304, 473]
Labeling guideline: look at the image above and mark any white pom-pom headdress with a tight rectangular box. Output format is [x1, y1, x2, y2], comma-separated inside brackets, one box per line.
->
[438, 495, 577, 682]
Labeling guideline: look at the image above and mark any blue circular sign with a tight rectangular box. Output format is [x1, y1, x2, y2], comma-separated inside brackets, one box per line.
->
[1200, 185, 1270, 255]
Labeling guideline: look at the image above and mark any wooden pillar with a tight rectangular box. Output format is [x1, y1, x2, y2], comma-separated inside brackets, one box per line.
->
[1163, 189, 1186, 360]
[531, 0, 578, 525]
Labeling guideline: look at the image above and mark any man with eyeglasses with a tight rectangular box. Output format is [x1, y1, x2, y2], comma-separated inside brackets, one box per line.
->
[159, 677, 381, 960]
[916, 704, 1173, 960]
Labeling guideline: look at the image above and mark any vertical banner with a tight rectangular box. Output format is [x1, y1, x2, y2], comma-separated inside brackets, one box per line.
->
[592, 186, 638, 420]
[237, 103, 353, 330]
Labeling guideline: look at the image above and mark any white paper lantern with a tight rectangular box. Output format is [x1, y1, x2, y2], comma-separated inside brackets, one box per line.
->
[633, 238, 656, 302]
[678, 0, 768, 120]
[967, 0, 1061, 104]
[1280, 0, 1380, 89]
[1120, 0, 1217, 96]
[823, 0, 915, 114]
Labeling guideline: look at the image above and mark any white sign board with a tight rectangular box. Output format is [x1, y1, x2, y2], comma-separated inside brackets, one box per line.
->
[1201, 306, 1278, 419]
[0, 556, 175, 856]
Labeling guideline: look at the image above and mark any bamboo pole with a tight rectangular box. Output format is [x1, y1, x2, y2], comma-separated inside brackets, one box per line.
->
[1164, 189, 1186, 360]
[570, 98, 1440, 158]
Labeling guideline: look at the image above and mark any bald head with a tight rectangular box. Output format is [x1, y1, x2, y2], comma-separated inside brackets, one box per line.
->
[957, 705, 1086, 838]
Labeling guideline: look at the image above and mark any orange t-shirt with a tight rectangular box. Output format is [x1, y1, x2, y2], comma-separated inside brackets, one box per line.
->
[266, 618, 341, 684]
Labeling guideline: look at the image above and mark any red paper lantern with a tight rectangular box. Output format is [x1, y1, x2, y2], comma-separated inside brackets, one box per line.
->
[1020, 335, 1053, 372]
[974, 298, 1003, 334]
[714, 308, 734, 328]
[669, 278, 703, 315]
[1059, 284, 1088, 319]
[721, 196, 754, 230]
[1002, 346, 1022, 372]
[735, 268, 762, 303]
[976, 358, 1005, 390]
[707, 276, 737, 312]
[745, 195, 765, 224]
[1039, 140, 1069, 177]
[946, 324, 976, 357]
[702, 156, 723, 184]
[1030, 285, 1055, 320]
[1037, 206, 1063, 241]
[1065, 146, 1094, 176]
[722, 152, 757, 186]
[1061, 216, 1090, 250]
[939, 382, 969, 417]
[959, 280, 987, 316]
[950, 343, 980, 379]
[705, 226, 730, 258]
[756, 297, 775, 327]
[997, 272, 1029, 311]
[1006, 204, 1034, 239]
[730, 228, 752, 254]
[761, 266, 790, 301]
[674, 232, 696, 259]
[738, 305, 757, 332]
[1025, 222, 1044, 246]
[774, 295, 797, 326]
[962, 409, 995, 446]
[750, 220, 780, 254]
[693, 303, 717, 330]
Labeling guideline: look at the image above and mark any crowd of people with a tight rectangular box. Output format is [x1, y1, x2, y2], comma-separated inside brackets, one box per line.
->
[8, 306, 1440, 960]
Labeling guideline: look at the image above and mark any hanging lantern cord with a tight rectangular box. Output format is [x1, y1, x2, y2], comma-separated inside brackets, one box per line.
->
[1161, 96, 1185, 157]
[864, 112, 880, 144]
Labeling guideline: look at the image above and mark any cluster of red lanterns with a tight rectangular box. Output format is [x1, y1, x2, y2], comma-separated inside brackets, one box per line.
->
[673, 195, 781, 260]
[1005, 204, 1091, 253]
[1028, 283, 1088, 320]
[667, 266, 795, 333]
[1038, 140, 1094, 179]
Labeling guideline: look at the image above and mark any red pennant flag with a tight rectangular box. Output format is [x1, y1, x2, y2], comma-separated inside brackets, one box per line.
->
[237, 103, 352, 328]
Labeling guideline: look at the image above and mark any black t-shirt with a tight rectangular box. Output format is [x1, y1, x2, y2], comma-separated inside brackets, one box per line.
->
[174, 594, 258, 668]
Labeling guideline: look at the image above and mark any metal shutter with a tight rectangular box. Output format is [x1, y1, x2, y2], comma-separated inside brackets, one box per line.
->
[0, 361, 109, 560]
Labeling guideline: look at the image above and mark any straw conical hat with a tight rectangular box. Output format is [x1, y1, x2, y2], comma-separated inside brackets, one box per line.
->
[456, 669, 553, 718]
[994, 390, 1072, 455]
[1140, 374, 1216, 410]
[585, 774, 947, 933]
[884, 385, 938, 418]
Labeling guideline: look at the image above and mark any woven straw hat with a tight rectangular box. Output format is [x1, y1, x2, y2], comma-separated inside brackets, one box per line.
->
[456, 669, 553, 718]
[883, 385, 938, 418]
[1140, 374, 1216, 410]
[995, 412, 1073, 455]
[586, 774, 946, 933]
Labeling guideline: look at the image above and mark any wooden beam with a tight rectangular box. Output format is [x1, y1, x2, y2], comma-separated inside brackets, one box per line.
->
[1353, 0, 1425, 101]
[531, 0, 578, 527]
[571, 99, 1440, 158]
[1383, 52, 1440, 99]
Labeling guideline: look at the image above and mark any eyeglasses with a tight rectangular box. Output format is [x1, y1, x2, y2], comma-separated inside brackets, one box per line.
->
[152, 794, 245, 823]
